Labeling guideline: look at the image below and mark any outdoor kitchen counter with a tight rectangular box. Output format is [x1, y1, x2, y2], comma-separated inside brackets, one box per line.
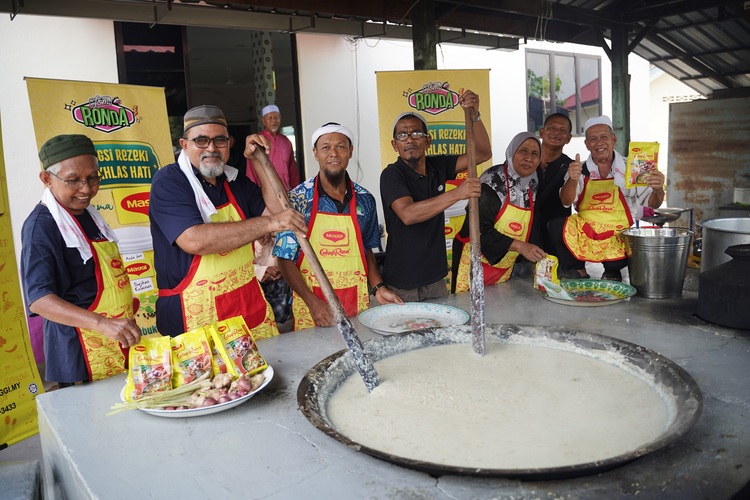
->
[37, 271, 750, 499]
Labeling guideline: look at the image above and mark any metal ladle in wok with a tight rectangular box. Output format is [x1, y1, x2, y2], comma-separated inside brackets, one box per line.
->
[251, 146, 381, 392]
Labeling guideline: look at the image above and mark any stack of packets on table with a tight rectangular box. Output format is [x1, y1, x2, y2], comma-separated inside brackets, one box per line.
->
[123, 316, 267, 402]
[533, 255, 574, 301]
[625, 142, 659, 189]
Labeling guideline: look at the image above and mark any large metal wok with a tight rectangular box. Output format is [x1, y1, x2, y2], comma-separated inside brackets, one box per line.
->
[297, 324, 702, 479]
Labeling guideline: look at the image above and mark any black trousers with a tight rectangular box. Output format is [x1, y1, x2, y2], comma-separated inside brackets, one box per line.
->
[547, 216, 628, 272]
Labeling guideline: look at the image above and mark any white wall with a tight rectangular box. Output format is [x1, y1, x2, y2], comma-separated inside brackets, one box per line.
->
[0, 15, 119, 263]
[295, 33, 652, 226]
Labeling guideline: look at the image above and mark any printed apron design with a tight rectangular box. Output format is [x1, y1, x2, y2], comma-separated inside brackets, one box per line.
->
[455, 167, 533, 292]
[76, 238, 133, 381]
[159, 181, 278, 339]
[292, 179, 369, 331]
[563, 177, 633, 262]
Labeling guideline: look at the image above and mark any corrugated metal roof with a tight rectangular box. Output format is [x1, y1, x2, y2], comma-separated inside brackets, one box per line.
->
[3, 0, 749, 97]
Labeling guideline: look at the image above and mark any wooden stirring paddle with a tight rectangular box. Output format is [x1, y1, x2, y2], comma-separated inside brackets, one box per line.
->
[464, 107, 486, 356]
[251, 146, 381, 392]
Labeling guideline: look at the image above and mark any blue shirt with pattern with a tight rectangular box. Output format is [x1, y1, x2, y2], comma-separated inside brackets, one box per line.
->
[273, 174, 380, 261]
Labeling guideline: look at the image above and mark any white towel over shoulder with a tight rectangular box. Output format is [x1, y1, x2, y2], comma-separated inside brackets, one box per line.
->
[41, 188, 117, 264]
[177, 149, 239, 223]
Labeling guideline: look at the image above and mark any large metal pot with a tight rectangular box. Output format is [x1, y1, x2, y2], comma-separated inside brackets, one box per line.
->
[697, 217, 750, 272]
[698, 244, 750, 329]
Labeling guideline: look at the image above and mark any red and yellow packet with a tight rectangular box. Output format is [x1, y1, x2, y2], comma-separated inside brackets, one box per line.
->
[125, 335, 172, 401]
[625, 142, 659, 189]
[207, 316, 268, 377]
[170, 328, 214, 388]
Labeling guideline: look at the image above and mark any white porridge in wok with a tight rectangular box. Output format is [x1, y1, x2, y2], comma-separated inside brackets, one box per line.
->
[327, 342, 671, 469]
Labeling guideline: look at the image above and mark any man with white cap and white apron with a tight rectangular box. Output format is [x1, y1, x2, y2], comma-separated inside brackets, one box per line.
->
[549, 115, 665, 281]
[274, 122, 402, 330]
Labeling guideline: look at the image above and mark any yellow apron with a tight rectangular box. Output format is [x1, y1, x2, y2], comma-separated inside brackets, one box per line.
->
[159, 181, 278, 339]
[563, 177, 633, 262]
[76, 238, 133, 381]
[292, 178, 369, 331]
[455, 167, 534, 292]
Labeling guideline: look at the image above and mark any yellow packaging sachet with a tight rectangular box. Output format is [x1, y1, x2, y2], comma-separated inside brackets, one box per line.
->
[534, 255, 574, 301]
[208, 316, 268, 376]
[125, 335, 172, 401]
[170, 328, 214, 388]
[625, 142, 659, 189]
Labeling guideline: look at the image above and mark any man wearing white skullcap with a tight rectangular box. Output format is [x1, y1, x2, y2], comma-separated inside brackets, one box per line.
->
[380, 89, 492, 301]
[548, 115, 665, 281]
[246, 104, 300, 191]
[273, 122, 402, 330]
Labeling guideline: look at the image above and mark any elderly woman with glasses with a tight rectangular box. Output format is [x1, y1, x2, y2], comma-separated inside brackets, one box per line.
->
[379, 90, 492, 302]
[21, 134, 143, 388]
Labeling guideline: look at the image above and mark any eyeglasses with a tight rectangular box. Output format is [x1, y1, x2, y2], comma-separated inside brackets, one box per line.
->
[186, 136, 231, 148]
[48, 171, 101, 189]
[394, 131, 428, 142]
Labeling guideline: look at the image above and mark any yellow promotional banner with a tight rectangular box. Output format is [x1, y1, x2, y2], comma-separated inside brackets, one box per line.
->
[376, 69, 492, 178]
[376, 69, 491, 290]
[0, 115, 45, 449]
[26, 78, 173, 336]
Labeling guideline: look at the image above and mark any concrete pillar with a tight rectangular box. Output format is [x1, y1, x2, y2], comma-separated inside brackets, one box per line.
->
[610, 24, 630, 156]
[412, 0, 437, 70]
[252, 31, 275, 129]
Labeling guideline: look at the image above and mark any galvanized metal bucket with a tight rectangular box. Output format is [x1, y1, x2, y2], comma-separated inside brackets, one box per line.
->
[622, 228, 694, 299]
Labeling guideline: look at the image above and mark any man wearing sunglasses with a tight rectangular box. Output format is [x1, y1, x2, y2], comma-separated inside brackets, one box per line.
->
[380, 90, 492, 301]
[149, 105, 307, 338]
[21, 134, 142, 387]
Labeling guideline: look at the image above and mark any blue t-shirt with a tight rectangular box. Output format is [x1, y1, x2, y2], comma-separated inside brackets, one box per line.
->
[21, 204, 104, 383]
[149, 162, 266, 336]
[273, 175, 380, 262]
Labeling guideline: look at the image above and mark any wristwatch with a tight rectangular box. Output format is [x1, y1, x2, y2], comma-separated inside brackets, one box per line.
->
[370, 282, 387, 296]
[473, 112, 481, 123]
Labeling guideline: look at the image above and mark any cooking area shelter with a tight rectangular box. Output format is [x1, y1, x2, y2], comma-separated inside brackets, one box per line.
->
[5, 1, 749, 217]
[4, 0, 750, 145]
[1, 1, 749, 498]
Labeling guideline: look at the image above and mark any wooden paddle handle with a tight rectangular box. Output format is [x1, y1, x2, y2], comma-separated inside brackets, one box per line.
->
[250, 147, 346, 322]
[464, 108, 480, 248]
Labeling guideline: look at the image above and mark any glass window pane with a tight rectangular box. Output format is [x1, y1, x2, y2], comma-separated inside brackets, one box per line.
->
[579, 57, 601, 133]
[553, 54, 576, 113]
[526, 51, 550, 133]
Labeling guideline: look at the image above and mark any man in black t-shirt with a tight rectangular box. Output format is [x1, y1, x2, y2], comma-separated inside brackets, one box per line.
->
[528, 113, 590, 254]
[379, 90, 492, 302]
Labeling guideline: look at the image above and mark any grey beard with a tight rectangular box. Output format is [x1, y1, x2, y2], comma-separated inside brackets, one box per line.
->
[199, 155, 225, 178]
